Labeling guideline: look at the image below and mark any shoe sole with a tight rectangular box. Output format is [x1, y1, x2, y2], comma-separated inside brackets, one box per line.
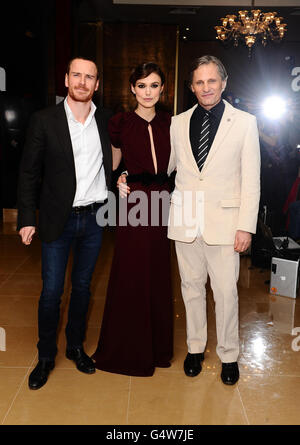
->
[29, 382, 46, 390]
[184, 371, 201, 377]
[184, 364, 202, 377]
[221, 378, 239, 385]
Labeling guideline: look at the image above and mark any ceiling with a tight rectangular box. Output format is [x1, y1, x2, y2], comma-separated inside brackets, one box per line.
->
[77, 0, 300, 41]
[112, 1, 300, 4]
[0, 1, 299, 43]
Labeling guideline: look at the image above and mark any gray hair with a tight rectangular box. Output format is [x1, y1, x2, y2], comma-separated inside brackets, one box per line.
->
[189, 55, 228, 85]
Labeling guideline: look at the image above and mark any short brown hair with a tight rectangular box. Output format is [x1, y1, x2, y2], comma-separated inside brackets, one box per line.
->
[67, 57, 99, 79]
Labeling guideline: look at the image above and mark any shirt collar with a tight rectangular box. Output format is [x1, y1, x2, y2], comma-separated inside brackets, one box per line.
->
[64, 97, 97, 124]
[196, 99, 225, 120]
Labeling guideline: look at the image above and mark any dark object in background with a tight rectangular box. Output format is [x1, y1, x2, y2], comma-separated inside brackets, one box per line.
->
[251, 215, 277, 269]
[251, 212, 300, 269]
[288, 201, 300, 240]
[0, 92, 36, 208]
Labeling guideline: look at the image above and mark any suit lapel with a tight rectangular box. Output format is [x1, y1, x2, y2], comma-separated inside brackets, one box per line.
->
[54, 101, 111, 189]
[183, 100, 236, 175]
[201, 100, 236, 172]
[54, 101, 76, 171]
[94, 110, 106, 152]
[94, 109, 111, 179]
[183, 104, 200, 174]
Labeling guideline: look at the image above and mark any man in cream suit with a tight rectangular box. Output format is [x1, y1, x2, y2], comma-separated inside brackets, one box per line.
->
[168, 55, 260, 385]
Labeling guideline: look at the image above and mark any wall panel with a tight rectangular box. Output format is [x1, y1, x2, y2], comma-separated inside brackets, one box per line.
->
[102, 23, 177, 113]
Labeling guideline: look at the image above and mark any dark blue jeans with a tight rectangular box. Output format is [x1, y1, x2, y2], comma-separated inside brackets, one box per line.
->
[38, 206, 103, 360]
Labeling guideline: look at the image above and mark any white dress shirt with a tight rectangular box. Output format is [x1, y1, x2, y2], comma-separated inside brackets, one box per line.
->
[64, 98, 107, 206]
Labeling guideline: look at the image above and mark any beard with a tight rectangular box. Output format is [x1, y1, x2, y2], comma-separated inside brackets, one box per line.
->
[68, 86, 94, 103]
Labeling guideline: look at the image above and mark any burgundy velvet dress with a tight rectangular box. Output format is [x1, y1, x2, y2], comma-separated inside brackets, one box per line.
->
[92, 110, 173, 376]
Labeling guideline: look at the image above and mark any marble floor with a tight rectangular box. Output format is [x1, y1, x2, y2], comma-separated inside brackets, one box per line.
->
[0, 222, 300, 426]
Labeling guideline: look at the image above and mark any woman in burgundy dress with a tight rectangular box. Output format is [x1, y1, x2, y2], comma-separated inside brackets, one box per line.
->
[92, 63, 173, 376]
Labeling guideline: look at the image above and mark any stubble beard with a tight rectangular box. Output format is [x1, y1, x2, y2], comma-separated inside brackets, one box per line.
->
[68, 87, 93, 103]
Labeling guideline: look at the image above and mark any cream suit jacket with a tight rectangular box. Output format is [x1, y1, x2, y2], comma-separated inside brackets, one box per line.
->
[167, 100, 261, 244]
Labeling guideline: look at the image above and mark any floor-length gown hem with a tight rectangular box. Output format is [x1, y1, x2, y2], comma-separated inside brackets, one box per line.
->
[93, 363, 155, 377]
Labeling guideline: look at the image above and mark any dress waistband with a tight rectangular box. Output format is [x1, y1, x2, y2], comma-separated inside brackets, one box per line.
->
[126, 172, 169, 186]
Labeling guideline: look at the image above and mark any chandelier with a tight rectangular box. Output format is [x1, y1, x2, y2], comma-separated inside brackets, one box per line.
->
[215, 3, 287, 53]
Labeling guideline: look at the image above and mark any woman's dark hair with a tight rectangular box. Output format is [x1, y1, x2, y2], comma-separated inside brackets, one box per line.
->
[129, 62, 165, 86]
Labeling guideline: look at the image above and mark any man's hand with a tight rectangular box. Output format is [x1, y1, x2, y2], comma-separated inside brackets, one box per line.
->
[19, 226, 36, 245]
[234, 230, 251, 253]
[117, 174, 130, 198]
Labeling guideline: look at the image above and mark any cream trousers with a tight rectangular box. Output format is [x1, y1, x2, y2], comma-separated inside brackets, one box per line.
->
[175, 236, 240, 363]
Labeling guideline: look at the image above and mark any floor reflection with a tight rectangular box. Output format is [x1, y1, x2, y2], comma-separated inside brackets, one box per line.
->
[268, 294, 296, 335]
[1, 226, 300, 425]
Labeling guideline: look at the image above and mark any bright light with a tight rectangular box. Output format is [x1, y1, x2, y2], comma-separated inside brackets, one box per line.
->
[4, 110, 17, 123]
[262, 96, 287, 120]
[251, 337, 266, 357]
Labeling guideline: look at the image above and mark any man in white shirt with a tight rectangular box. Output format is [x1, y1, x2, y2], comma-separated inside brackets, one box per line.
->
[17, 57, 112, 390]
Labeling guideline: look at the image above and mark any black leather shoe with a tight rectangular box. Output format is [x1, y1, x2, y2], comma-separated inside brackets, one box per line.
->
[28, 360, 55, 390]
[66, 348, 95, 374]
[221, 362, 239, 385]
[184, 352, 204, 377]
